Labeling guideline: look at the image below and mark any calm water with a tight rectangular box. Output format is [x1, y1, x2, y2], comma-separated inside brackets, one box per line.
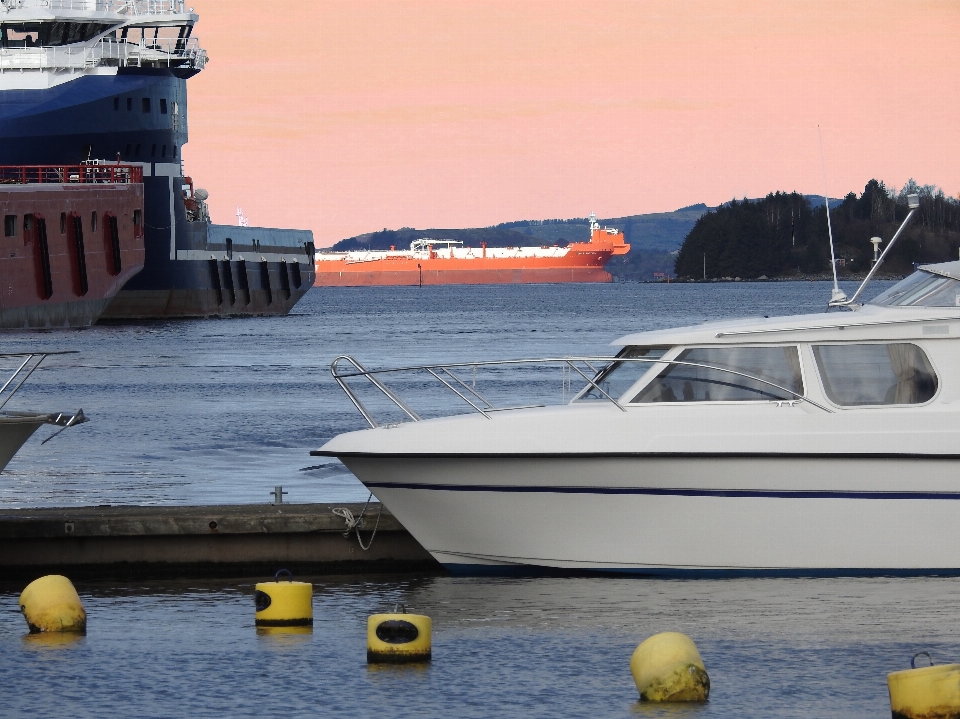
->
[0, 280, 890, 508]
[1, 574, 956, 718]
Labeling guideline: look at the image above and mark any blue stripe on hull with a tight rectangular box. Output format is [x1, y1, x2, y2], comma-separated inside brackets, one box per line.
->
[363, 481, 960, 501]
[441, 563, 960, 578]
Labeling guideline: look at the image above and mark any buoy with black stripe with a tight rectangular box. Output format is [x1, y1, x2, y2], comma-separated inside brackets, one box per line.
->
[254, 569, 312, 628]
[367, 605, 431, 663]
[888, 652, 960, 719]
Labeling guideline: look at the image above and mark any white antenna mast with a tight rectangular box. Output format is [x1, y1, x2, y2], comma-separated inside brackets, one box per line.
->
[818, 126, 846, 304]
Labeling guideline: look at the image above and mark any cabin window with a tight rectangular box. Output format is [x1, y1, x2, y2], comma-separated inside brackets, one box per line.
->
[6, 22, 117, 47]
[870, 270, 960, 307]
[126, 98, 132, 111]
[577, 347, 669, 401]
[632, 346, 804, 403]
[142, 98, 151, 113]
[125, 143, 132, 157]
[4, 215, 16, 237]
[60, 212, 66, 234]
[91, 212, 97, 233]
[160, 99, 168, 114]
[114, 98, 119, 111]
[23, 214, 32, 233]
[135, 144, 141, 156]
[813, 343, 937, 406]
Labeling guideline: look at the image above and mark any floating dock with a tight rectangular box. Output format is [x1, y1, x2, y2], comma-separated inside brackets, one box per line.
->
[0, 503, 439, 580]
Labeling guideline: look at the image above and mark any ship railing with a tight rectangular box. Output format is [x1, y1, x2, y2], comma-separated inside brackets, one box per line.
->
[330, 355, 833, 429]
[9, 1, 190, 14]
[0, 352, 72, 410]
[0, 37, 206, 72]
[0, 164, 143, 185]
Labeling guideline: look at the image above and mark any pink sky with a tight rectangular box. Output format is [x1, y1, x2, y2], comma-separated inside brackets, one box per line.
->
[184, 0, 960, 246]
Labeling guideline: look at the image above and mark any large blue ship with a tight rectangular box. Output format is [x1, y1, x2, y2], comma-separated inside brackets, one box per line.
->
[0, 0, 315, 320]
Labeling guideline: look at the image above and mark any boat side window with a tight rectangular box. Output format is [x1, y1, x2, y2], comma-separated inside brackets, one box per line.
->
[631, 346, 804, 403]
[576, 347, 669, 401]
[2, 23, 40, 48]
[869, 270, 960, 307]
[813, 343, 937, 406]
[4, 215, 15, 237]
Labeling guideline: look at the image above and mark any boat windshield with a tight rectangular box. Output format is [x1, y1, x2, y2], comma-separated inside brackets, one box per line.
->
[577, 346, 668, 401]
[631, 346, 804, 403]
[869, 270, 960, 307]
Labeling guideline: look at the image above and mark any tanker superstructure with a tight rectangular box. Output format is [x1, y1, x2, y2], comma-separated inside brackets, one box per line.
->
[0, 0, 314, 322]
[315, 214, 630, 286]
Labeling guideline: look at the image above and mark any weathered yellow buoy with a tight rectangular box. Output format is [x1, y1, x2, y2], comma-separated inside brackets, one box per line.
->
[19, 575, 86, 634]
[630, 632, 710, 702]
[367, 605, 431, 663]
[888, 652, 960, 719]
[254, 569, 313, 627]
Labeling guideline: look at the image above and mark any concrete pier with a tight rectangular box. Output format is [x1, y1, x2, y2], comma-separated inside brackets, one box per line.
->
[0, 503, 440, 580]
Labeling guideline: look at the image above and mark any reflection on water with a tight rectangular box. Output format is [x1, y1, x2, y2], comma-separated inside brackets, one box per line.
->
[1, 573, 958, 718]
[21, 631, 85, 650]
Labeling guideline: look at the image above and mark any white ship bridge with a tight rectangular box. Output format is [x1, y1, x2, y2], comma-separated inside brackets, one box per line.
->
[0, 0, 206, 87]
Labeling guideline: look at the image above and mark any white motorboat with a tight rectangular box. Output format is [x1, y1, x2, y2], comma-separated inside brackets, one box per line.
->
[0, 353, 86, 473]
[316, 195, 960, 576]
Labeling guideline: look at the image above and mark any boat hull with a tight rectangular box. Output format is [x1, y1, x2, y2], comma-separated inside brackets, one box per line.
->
[338, 454, 960, 576]
[0, 418, 45, 472]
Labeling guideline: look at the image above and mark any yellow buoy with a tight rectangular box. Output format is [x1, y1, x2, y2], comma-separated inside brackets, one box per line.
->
[888, 652, 960, 719]
[254, 569, 313, 627]
[19, 575, 86, 634]
[630, 632, 710, 702]
[367, 605, 431, 663]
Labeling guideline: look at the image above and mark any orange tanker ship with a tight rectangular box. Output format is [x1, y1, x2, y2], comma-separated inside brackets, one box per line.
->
[315, 214, 630, 286]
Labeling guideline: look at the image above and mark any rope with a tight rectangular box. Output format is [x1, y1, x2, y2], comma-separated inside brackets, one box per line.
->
[332, 492, 383, 551]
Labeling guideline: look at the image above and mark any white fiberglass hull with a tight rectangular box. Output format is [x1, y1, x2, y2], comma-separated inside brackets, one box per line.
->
[0, 416, 46, 472]
[338, 453, 960, 575]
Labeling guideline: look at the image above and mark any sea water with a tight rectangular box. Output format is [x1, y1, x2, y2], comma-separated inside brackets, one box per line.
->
[0, 280, 890, 507]
[1, 574, 957, 718]
[4, 280, 941, 719]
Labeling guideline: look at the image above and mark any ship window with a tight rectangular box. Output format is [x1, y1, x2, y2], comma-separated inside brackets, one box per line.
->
[162, 145, 167, 157]
[142, 98, 151, 113]
[172, 145, 177, 158]
[632, 346, 804, 403]
[114, 98, 119, 111]
[4, 215, 15, 237]
[134, 144, 141, 156]
[813, 343, 937, 406]
[29, 22, 115, 47]
[150, 144, 156, 157]
[91, 212, 97, 233]
[160, 99, 168, 114]
[2, 23, 40, 48]
[125, 143, 132, 156]
[23, 214, 32, 233]
[126, 98, 132, 111]
[133, 210, 142, 227]
[60, 212, 66, 235]
[576, 347, 669, 402]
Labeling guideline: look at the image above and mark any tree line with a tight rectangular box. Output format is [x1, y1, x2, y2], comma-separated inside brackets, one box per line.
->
[674, 180, 960, 279]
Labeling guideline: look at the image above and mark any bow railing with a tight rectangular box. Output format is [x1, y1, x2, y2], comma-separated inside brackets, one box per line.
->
[330, 355, 832, 429]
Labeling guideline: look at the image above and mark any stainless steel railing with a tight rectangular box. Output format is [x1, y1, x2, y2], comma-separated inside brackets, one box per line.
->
[330, 355, 832, 428]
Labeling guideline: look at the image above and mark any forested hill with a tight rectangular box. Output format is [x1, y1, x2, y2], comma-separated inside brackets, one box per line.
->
[329, 205, 711, 279]
[674, 180, 960, 280]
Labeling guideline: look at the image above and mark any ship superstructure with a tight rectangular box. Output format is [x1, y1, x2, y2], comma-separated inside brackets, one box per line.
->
[0, 0, 315, 321]
[315, 214, 630, 286]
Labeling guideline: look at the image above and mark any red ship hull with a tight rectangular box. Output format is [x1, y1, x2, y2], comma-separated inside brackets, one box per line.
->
[315, 226, 628, 287]
[0, 166, 145, 328]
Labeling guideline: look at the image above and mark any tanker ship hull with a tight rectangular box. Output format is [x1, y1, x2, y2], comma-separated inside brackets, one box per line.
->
[316, 265, 612, 286]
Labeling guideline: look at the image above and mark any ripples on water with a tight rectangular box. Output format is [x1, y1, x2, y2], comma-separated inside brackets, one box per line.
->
[1, 575, 957, 718]
[0, 280, 889, 508]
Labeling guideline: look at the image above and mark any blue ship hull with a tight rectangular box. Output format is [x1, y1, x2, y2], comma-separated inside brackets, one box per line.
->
[0, 69, 315, 319]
